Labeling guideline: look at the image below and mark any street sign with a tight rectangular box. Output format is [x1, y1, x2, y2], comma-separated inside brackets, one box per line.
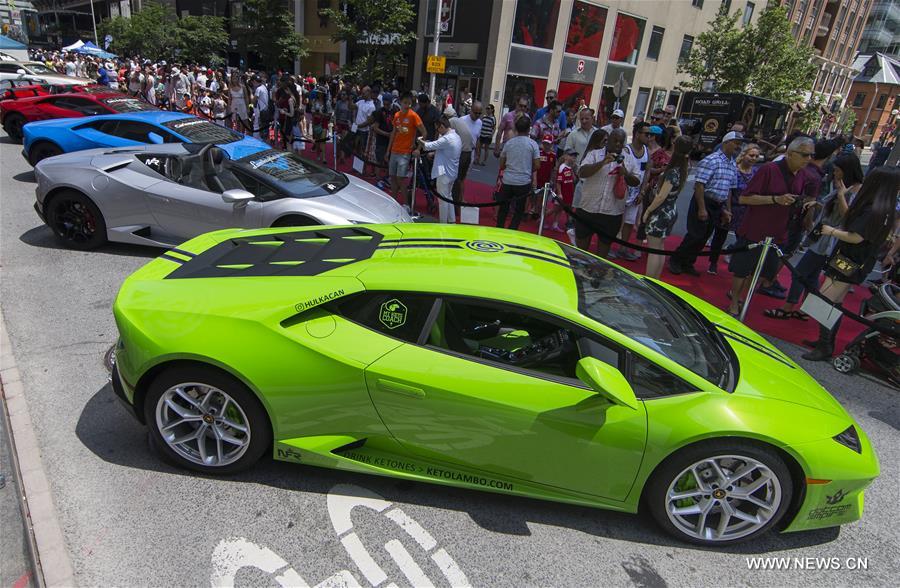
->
[426, 55, 446, 74]
[612, 72, 629, 98]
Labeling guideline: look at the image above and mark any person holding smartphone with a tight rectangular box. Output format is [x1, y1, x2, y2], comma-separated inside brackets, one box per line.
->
[725, 136, 814, 317]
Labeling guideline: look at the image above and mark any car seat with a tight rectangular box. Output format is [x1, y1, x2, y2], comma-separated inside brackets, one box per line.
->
[204, 146, 245, 194]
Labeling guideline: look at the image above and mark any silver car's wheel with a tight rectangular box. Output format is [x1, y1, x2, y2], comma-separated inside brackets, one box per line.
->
[664, 455, 782, 543]
[154, 382, 251, 467]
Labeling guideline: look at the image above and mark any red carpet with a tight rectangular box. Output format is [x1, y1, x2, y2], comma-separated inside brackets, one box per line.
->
[312, 143, 868, 354]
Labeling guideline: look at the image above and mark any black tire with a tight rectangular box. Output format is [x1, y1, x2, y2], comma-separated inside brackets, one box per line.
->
[144, 364, 271, 475]
[44, 190, 107, 250]
[3, 113, 26, 143]
[645, 440, 793, 546]
[28, 141, 63, 166]
[271, 215, 319, 228]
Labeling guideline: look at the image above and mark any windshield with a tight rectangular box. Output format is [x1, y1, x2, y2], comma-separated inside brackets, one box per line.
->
[561, 245, 731, 387]
[162, 118, 242, 144]
[25, 62, 54, 74]
[234, 149, 348, 197]
[101, 96, 157, 112]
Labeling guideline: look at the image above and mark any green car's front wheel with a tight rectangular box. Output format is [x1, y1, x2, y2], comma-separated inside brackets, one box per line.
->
[145, 365, 271, 474]
[647, 441, 793, 546]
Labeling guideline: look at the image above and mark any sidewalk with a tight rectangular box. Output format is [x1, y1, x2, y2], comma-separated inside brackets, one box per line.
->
[1, 388, 37, 588]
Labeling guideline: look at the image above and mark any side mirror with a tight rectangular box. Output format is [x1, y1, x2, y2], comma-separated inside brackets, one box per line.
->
[575, 357, 639, 410]
[221, 189, 255, 204]
[147, 132, 164, 145]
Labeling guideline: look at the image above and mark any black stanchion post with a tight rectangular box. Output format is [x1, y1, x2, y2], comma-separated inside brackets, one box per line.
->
[332, 127, 337, 171]
[739, 237, 772, 323]
[410, 156, 418, 216]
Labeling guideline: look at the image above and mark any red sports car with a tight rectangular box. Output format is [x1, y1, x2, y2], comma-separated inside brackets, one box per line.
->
[1, 90, 157, 142]
[0, 82, 110, 101]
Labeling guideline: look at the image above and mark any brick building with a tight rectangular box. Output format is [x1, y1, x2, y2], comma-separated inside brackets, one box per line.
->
[848, 52, 900, 143]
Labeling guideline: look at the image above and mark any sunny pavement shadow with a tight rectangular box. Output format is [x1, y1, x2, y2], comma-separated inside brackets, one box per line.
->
[19, 225, 160, 258]
[76, 383, 841, 555]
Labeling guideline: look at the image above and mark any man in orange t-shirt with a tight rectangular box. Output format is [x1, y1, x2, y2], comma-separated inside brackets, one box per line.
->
[386, 91, 427, 207]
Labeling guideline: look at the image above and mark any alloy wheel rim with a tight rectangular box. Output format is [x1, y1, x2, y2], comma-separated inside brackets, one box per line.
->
[833, 355, 854, 372]
[53, 199, 96, 243]
[155, 382, 251, 467]
[665, 454, 781, 542]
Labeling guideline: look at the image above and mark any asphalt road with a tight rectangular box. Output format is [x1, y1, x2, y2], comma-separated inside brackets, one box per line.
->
[0, 133, 898, 587]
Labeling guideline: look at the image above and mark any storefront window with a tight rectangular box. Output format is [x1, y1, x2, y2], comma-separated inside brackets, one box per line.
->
[558, 82, 593, 111]
[512, 0, 561, 49]
[503, 75, 548, 113]
[651, 89, 667, 113]
[609, 13, 646, 65]
[600, 63, 636, 124]
[565, 1, 608, 58]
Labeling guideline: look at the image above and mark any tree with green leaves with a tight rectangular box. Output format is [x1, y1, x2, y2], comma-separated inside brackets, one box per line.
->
[321, 0, 417, 82]
[233, 0, 307, 69]
[799, 92, 826, 134]
[174, 15, 230, 67]
[678, 4, 817, 104]
[98, 2, 228, 64]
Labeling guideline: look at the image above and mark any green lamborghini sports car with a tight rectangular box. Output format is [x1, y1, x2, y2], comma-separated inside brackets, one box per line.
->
[111, 224, 879, 546]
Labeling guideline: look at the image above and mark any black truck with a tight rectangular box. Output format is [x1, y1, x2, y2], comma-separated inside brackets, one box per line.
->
[678, 92, 790, 155]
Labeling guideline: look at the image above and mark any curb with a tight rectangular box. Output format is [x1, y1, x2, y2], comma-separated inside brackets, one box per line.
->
[0, 308, 75, 587]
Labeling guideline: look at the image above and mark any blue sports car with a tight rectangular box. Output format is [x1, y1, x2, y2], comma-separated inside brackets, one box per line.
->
[22, 111, 269, 165]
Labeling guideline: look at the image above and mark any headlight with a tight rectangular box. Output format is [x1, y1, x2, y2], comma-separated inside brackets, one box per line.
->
[833, 425, 862, 453]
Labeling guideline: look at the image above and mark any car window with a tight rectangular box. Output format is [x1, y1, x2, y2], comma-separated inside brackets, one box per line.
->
[25, 63, 53, 74]
[101, 96, 157, 113]
[426, 298, 587, 382]
[230, 168, 279, 201]
[629, 354, 697, 399]
[50, 96, 108, 115]
[336, 292, 439, 344]
[108, 120, 169, 142]
[0, 64, 20, 73]
[161, 117, 242, 144]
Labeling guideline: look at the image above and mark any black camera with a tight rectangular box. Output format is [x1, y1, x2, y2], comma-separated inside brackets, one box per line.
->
[807, 223, 824, 244]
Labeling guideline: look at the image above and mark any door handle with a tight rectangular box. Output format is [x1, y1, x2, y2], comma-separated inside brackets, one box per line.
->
[376, 379, 425, 398]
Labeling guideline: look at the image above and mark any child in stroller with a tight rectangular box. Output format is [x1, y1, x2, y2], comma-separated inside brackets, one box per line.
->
[832, 277, 900, 387]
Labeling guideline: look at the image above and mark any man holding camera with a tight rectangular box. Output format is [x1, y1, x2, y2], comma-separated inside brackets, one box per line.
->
[575, 128, 641, 258]
[725, 136, 814, 317]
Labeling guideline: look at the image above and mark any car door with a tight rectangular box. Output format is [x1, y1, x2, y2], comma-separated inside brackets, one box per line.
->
[345, 293, 649, 501]
[31, 96, 84, 120]
[144, 155, 264, 240]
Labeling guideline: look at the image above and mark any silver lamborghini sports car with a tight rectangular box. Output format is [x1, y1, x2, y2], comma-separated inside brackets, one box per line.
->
[33, 143, 411, 249]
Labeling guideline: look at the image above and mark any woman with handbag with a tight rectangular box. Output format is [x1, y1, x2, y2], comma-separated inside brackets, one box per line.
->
[802, 166, 899, 361]
[641, 136, 693, 279]
[765, 153, 864, 321]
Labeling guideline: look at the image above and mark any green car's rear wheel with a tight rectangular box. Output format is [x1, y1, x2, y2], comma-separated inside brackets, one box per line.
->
[647, 441, 793, 546]
[144, 365, 271, 474]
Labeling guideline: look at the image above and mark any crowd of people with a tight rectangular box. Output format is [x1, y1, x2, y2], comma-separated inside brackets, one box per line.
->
[29, 48, 899, 362]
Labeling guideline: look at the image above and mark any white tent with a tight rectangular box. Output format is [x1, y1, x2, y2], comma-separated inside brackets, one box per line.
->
[62, 40, 84, 52]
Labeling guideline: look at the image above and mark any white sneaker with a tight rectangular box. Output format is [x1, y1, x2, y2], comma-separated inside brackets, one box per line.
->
[566, 228, 576, 245]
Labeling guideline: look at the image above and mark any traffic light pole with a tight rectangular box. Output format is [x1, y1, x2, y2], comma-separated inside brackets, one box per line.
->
[429, 0, 441, 102]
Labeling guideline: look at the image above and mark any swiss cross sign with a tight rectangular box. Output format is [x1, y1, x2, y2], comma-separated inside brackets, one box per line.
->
[576, 59, 585, 74]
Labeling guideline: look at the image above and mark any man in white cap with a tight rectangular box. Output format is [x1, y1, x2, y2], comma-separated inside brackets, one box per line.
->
[669, 130, 743, 276]
[601, 108, 625, 134]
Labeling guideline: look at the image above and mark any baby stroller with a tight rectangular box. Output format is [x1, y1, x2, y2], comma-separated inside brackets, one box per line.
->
[832, 281, 900, 388]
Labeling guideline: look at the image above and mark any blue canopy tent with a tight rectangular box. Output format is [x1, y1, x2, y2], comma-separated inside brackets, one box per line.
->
[0, 34, 28, 61]
[74, 41, 117, 60]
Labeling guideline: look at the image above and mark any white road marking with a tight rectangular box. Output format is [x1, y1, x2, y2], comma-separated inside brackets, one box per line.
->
[327, 484, 392, 535]
[340, 532, 388, 587]
[384, 508, 437, 551]
[210, 537, 308, 587]
[210, 483, 471, 587]
[431, 548, 472, 588]
[384, 539, 436, 588]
